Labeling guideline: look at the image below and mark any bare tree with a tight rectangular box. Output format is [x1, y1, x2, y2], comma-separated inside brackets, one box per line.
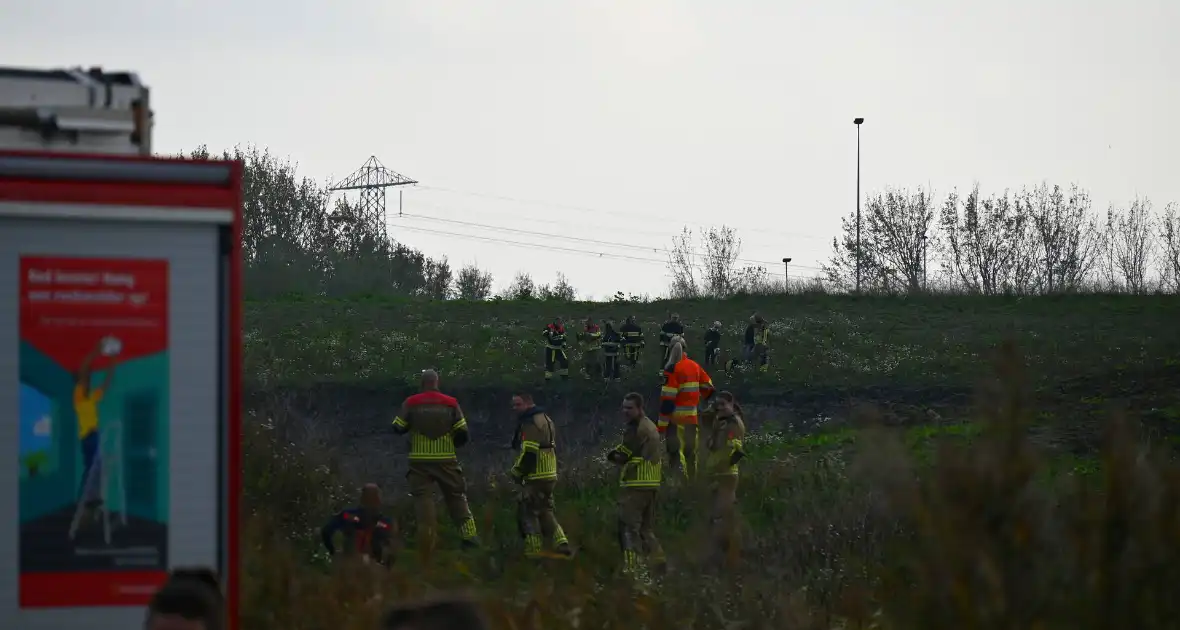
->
[665, 227, 699, 299]
[1025, 183, 1102, 293]
[1105, 198, 1157, 293]
[824, 187, 935, 293]
[539, 272, 578, 301]
[503, 271, 537, 300]
[1159, 202, 1180, 292]
[939, 185, 1033, 295]
[735, 265, 775, 295]
[700, 226, 743, 297]
[454, 264, 494, 300]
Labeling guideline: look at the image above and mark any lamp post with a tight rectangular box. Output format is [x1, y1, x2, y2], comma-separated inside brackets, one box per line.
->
[922, 232, 929, 291]
[782, 257, 792, 293]
[853, 117, 864, 293]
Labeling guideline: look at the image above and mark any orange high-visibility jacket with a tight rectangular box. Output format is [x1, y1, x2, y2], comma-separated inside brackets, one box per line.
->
[658, 354, 715, 431]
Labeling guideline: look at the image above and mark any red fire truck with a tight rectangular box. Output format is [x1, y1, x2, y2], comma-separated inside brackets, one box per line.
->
[0, 66, 242, 630]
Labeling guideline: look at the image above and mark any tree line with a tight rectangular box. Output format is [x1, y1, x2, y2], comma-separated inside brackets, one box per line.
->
[665, 183, 1180, 298]
[823, 183, 1180, 295]
[194, 145, 1177, 301]
[190, 145, 576, 301]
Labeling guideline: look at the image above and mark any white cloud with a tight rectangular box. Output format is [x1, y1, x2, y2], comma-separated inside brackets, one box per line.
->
[33, 415, 52, 437]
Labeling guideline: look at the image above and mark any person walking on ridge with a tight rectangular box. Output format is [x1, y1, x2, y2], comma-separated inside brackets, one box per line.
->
[509, 393, 574, 559]
[392, 370, 480, 551]
[601, 320, 624, 382]
[542, 317, 570, 381]
[577, 317, 603, 380]
[658, 312, 685, 373]
[703, 321, 722, 367]
[620, 315, 644, 368]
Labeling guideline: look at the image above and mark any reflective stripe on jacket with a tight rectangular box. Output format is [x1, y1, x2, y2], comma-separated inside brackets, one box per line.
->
[392, 391, 468, 461]
[658, 354, 714, 430]
[615, 416, 662, 488]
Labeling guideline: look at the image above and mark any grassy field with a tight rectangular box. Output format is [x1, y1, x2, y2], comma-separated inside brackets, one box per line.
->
[244, 292, 1176, 388]
[240, 294, 1180, 629]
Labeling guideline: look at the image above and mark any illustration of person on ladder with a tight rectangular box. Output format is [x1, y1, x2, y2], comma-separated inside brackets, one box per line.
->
[71, 335, 121, 540]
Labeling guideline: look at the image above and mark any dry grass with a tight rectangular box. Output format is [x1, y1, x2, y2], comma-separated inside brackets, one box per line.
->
[241, 341, 1180, 629]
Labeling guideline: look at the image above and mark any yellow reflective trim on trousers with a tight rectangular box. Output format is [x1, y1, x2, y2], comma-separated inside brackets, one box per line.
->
[409, 432, 456, 459]
[527, 449, 558, 480]
[673, 408, 697, 418]
[620, 458, 661, 486]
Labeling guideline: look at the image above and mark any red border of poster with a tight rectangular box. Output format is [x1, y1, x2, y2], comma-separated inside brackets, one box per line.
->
[0, 149, 243, 628]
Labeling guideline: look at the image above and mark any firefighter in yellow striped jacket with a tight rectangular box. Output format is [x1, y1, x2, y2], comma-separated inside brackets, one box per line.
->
[392, 370, 480, 551]
[510, 393, 573, 559]
[701, 390, 747, 564]
[659, 336, 715, 481]
[606, 392, 666, 573]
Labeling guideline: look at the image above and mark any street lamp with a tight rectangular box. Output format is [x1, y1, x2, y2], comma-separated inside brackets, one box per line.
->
[922, 232, 929, 291]
[853, 117, 864, 293]
[782, 257, 792, 293]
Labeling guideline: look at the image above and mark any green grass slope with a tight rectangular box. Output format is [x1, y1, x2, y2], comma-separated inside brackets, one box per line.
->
[245, 293, 1178, 388]
[242, 340, 1180, 629]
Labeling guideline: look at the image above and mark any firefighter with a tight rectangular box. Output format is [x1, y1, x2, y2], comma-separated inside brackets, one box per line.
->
[727, 313, 766, 373]
[703, 321, 722, 367]
[620, 315, 644, 367]
[752, 315, 770, 372]
[659, 336, 715, 481]
[702, 391, 747, 564]
[542, 317, 570, 381]
[577, 317, 603, 380]
[658, 312, 685, 370]
[607, 392, 665, 574]
[510, 393, 574, 559]
[601, 321, 623, 382]
[392, 370, 480, 551]
[321, 483, 397, 566]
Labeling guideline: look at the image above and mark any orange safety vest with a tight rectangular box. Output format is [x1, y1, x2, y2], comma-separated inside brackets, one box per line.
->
[658, 354, 714, 430]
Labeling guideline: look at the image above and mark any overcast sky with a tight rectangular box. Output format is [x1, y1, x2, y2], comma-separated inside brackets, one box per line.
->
[6, 0, 1178, 299]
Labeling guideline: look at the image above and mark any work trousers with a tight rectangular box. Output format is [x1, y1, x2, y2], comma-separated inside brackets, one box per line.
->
[665, 422, 700, 480]
[582, 348, 602, 380]
[518, 479, 569, 557]
[603, 353, 620, 381]
[617, 488, 664, 570]
[661, 343, 673, 365]
[704, 344, 720, 367]
[406, 460, 478, 549]
[754, 343, 769, 372]
[709, 475, 740, 563]
[544, 348, 569, 380]
[623, 344, 640, 365]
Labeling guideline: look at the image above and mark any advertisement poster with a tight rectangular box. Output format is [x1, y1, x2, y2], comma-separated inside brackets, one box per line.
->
[18, 256, 170, 608]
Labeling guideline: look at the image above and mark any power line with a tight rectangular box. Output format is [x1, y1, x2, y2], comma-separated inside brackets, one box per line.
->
[393, 224, 826, 280]
[414, 184, 831, 243]
[401, 197, 818, 267]
[393, 211, 825, 272]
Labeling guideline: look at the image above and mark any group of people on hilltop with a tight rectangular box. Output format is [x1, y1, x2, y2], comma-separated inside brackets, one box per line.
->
[320, 336, 749, 578]
[541, 311, 773, 383]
